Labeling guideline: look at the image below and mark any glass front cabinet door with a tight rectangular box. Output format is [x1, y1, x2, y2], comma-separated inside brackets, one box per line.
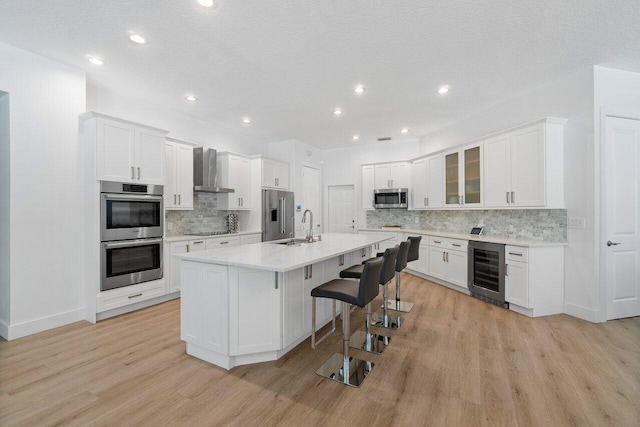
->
[444, 144, 483, 207]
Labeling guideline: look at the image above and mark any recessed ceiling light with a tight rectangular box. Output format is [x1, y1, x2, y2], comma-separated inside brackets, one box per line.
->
[198, 0, 216, 8]
[352, 135, 360, 141]
[333, 108, 343, 116]
[86, 56, 104, 66]
[438, 85, 450, 94]
[354, 85, 365, 94]
[401, 128, 410, 134]
[128, 32, 147, 45]
[242, 118, 252, 124]
[185, 95, 198, 102]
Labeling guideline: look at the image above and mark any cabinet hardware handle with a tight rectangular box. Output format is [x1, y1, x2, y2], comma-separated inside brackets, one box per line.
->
[220, 241, 229, 244]
[446, 252, 449, 262]
[193, 241, 203, 244]
[507, 191, 511, 204]
[128, 293, 143, 299]
[607, 241, 621, 246]
[506, 264, 509, 276]
[309, 264, 313, 279]
[304, 266, 308, 280]
[442, 252, 445, 262]
[426, 197, 429, 207]
[137, 167, 141, 180]
[339, 255, 344, 266]
[511, 191, 515, 203]
[131, 166, 135, 179]
[178, 194, 181, 205]
[508, 252, 523, 256]
[391, 179, 394, 187]
[452, 243, 461, 247]
[434, 240, 442, 244]
[174, 194, 177, 204]
[275, 272, 278, 289]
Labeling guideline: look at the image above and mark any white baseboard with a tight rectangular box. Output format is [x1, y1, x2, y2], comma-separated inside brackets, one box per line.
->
[563, 302, 601, 323]
[96, 292, 179, 321]
[4, 308, 85, 341]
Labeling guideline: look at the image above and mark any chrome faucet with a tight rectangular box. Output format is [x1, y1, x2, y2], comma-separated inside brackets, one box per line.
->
[301, 209, 314, 242]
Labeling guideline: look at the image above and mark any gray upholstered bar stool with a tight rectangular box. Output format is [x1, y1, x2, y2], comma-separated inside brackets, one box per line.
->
[339, 246, 399, 354]
[371, 240, 409, 329]
[311, 257, 384, 387]
[387, 236, 421, 313]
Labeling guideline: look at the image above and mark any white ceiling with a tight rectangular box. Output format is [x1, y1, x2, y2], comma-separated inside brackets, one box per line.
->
[1, 0, 640, 150]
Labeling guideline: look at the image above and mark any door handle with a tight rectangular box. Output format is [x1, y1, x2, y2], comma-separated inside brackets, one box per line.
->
[607, 241, 621, 246]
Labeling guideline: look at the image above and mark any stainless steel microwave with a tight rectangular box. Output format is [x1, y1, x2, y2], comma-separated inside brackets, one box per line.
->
[373, 188, 408, 209]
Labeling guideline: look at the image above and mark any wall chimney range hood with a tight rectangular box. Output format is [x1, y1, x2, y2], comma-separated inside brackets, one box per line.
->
[193, 147, 235, 193]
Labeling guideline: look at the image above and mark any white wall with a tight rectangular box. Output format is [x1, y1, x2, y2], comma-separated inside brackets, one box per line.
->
[0, 91, 10, 336]
[420, 67, 597, 321]
[322, 139, 421, 230]
[0, 42, 87, 339]
[87, 82, 265, 156]
[593, 66, 640, 321]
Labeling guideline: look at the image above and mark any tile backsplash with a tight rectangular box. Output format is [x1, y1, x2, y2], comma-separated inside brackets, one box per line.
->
[366, 209, 567, 242]
[165, 192, 239, 236]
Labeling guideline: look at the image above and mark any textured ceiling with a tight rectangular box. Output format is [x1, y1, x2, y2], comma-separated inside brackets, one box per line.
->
[1, 0, 640, 149]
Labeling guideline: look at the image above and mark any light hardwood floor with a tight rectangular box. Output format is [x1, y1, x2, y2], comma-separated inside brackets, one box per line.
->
[1, 273, 639, 426]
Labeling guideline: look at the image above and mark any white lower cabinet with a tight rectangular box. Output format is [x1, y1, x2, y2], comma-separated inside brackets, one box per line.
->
[504, 245, 564, 317]
[428, 237, 468, 289]
[283, 261, 325, 349]
[229, 267, 281, 355]
[169, 241, 188, 293]
[406, 241, 430, 275]
[240, 234, 261, 245]
[205, 235, 240, 250]
[358, 230, 398, 253]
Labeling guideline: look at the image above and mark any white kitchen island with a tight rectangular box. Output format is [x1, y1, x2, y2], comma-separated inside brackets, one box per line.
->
[177, 233, 391, 370]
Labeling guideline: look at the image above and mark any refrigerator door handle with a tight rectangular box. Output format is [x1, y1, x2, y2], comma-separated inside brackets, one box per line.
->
[280, 197, 286, 234]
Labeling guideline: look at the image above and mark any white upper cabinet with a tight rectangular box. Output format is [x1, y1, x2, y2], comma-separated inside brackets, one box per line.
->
[262, 158, 289, 190]
[95, 115, 167, 185]
[165, 138, 194, 210]
[374, 162, 409, 189]
[362, 165, 375, 210]
[217, 153, 252, 210]
[411, 154, 444, 209]
[444, 143, 483, 208]
[483, 119, 565, 208]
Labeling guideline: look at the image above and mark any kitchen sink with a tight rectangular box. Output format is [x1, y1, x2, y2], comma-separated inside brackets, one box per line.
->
[272, 238, 318, 246]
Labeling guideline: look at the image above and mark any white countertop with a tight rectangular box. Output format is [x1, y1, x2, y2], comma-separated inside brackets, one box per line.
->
[176, 233, 392, 272]
[165, 230, 261, 243]
[358, 228, 567, 247]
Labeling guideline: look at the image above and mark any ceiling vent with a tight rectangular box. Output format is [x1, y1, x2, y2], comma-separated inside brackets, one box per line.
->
[377, 137, 392, 141]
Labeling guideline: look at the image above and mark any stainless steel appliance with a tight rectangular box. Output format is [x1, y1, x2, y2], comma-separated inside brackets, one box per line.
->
[468, 240, 508, 308]
[101, 238, 163, 291]
[262, 189, 295, 242]
[373, 188, 408, 209]
[100, 181, 164, 291]
[193, 147, 234, 193]
[100, 181, 164, 241]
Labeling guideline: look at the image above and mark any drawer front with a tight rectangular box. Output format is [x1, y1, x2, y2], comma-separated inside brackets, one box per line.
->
[206, 236, 240, 250]
[446, 238, 468, 252]
[506, 246, 529, 262]
[97, 280, 166, 312]
[240, 234, 261, 245]
[188, 239, 207, 252]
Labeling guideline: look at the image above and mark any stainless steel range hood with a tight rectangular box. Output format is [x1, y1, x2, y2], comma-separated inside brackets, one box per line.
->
[193, 147, 235, 193]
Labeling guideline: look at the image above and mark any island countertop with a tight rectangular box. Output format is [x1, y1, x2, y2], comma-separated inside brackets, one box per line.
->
[176, 232, 392, 272]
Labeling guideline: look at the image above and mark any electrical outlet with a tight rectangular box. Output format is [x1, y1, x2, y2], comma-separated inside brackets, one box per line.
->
[167, 223, 173, 230]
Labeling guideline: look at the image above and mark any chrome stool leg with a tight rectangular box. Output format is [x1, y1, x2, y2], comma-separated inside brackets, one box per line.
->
[311, 297, 337, 349]
[386, 272, 414, 312]
[315, 301, 375, 387]
[350, 302, 392, 354]
[371, 280, 404, 329]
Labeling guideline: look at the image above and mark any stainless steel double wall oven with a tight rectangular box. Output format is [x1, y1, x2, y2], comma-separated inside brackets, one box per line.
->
[100, 181, 164, 291]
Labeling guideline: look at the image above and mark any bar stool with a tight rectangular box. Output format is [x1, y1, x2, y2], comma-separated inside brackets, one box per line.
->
[311, 257, 384, 387]
[339, 246, 399, 354]
[371, 240, 409, 329]
[386, 236, 421, 313]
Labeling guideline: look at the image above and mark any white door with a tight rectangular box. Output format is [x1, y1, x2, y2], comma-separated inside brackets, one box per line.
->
[426, 154, 444, 208]
[175, 143, 194, 209]
[302, 165, 322, 233]
[605, 116, 640, 320]
[328, 185, 355, 233]
[483, 133, 511, 207]
[164, 141, 176, 208]
[511, 125, 545, 207]
[135, 128, 165, 185]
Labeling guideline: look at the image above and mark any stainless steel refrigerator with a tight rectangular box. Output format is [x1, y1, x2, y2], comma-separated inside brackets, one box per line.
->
[262, 189, 295, 242]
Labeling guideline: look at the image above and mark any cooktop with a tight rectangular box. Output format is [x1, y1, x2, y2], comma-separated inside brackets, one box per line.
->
[184, 231, 232, 236]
